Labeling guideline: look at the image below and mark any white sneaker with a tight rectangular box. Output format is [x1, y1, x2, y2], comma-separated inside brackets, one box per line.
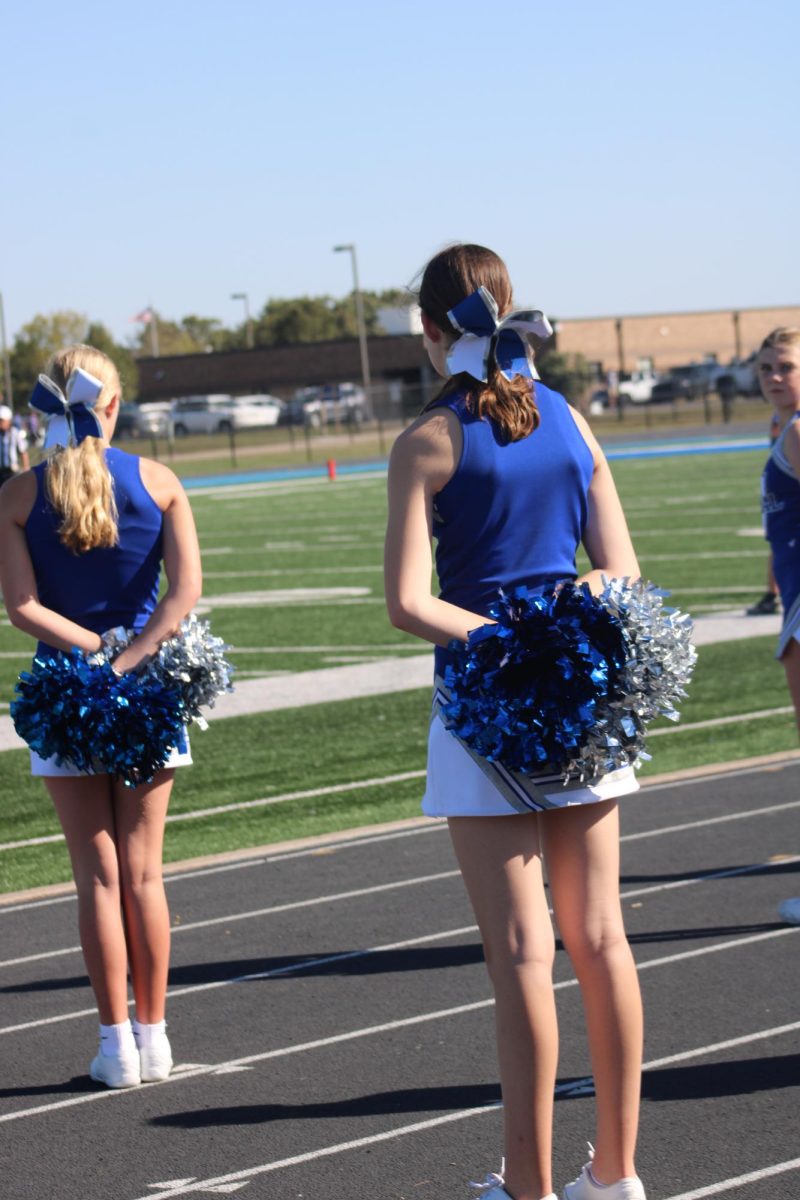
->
[479, 1192, 556, 1200]
[89, 1048, 141, 1089]
[563, 1147, 645, 1200]
[138, 1031, 173, 1082]
[470, 1162, 556, 1200]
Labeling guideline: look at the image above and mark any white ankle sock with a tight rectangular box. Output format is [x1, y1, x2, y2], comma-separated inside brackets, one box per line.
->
[99, 1020, 136, 1054]
[132, 1018, 167, 1048]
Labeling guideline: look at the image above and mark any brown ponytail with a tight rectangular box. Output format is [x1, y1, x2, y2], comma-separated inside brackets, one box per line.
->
[43, 345, 121, 554]
[418, 243, 541, 442]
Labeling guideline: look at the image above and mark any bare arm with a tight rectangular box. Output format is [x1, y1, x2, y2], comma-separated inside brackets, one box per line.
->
[111, 460, 202, 673]
[783, 419, 800, 480]
[384, 410, 491, 648]
[570, 410, 640, 592]
[0, 473, 105, 653]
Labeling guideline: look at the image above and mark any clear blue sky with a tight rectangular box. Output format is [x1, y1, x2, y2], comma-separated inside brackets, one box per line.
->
[2, 0, 797, 345]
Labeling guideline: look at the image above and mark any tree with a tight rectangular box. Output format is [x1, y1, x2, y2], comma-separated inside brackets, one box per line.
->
[251, 289, 417, 348]
[131, 313, 237, 357]
[10, 311, 89, 405]
[537, 348, 594, 406]
[10, 312, 142, 408]
[85, 322, 139, 402]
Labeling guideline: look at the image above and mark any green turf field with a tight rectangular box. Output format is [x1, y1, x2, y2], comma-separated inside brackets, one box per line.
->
[1, 445, 795, 893]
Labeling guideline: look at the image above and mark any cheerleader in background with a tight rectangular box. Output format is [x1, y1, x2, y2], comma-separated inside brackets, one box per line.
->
[384, 245, 646, 1200]
[759, 328, 800, 724]
[0, 345, 202, 1088]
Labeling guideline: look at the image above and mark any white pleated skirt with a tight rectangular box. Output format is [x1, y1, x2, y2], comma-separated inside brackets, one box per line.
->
[31, 734, 192, 777]
[422, 711, 639, 817]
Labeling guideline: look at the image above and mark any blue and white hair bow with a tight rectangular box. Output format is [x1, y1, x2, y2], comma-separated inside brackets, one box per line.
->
[446, 287, 553, 383]
[28, 368, 104, 449]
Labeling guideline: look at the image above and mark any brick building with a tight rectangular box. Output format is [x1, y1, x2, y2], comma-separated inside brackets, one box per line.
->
[555, 304, 800, 377]
[135, 303, 800, 404]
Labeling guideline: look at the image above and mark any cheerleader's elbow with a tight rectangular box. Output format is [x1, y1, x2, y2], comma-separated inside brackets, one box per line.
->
[386, 596, 415, 633]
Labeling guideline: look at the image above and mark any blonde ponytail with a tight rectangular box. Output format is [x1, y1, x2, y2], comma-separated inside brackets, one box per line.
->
[43, 344, 121, 554]
[45, 438, 119, 554]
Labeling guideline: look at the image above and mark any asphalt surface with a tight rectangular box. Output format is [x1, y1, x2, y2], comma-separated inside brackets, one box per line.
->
[1, 759, 799, 1200]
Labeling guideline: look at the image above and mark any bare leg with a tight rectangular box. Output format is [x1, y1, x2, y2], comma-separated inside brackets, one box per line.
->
[449, 815, 556, 1200]
[113, 770, 174, 1023]
[541, 800, 642, 1186]
[782, 639, 800, 737]
[46, 776, 129, 1024]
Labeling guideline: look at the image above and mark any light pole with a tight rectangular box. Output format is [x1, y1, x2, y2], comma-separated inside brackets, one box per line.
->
[333, 243, 373, 415]
[231, 292, 254, 349]
[0, 292, 12, 407]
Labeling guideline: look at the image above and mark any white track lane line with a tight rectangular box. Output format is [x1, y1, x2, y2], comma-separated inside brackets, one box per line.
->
[1, 800, 796, 965]
[2, 873, 797, 1037]
[115, 1023, 800, 1200]
[3, 967, 797, 1129]
[0, 824, 447, 914]
[3, 756, 798, 912]
[0, 870, 461, 968]
[661, 1158, 800, 1200]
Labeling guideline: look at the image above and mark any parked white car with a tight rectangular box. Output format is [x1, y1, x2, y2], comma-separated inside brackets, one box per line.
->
[170, 394, 284, 435]
[228, 395, 284, 429]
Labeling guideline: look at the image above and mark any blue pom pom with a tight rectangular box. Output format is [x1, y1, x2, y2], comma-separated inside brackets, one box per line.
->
[11, 650, 187, 787]
[441, 579, 696, 781]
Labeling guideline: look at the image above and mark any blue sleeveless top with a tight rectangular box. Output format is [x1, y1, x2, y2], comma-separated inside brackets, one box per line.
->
[433, 383, 594, 674]
[26, 447, 163, 652]
[762, 413, 800, 597]
[763, 415, 800, 546]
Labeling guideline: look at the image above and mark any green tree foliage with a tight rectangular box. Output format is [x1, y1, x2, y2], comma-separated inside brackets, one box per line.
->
[85, 322, 139, 402]
[132, 313, 238, 357]
[251, 289, 414, 347]
[537, 347, 594, 404]
[9, 312, 141, 408]
[10, 310, 89, 402]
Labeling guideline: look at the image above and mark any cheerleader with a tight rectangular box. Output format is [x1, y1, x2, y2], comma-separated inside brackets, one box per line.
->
[385, 246, 646, 1200]
[759, 328, 800, 728]
[0, 345, 201, 1088]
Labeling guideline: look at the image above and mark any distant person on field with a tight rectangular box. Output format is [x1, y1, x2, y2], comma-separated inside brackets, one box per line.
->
[758, 328, 800, 729]
[0, 403, 30, 484]
[747, 408, 781, 615]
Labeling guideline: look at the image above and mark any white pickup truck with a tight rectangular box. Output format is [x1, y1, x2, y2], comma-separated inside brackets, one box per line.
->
[617, 371, 659, 404]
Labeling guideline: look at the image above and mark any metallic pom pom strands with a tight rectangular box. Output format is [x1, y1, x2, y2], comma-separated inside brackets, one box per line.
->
[145, 614, 234, 728]
[441, 578, 696, 783]
[11, 615, 234, 787]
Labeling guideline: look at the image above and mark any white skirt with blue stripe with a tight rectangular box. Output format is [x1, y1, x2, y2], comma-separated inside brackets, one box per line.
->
[422, 681, 638, 817]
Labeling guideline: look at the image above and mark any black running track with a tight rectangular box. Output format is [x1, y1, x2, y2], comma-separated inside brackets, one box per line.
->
[1, 759, 799, 1200]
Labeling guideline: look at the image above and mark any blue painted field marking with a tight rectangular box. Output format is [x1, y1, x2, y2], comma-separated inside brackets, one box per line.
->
[180, 438, 770, 491]
[182, 461, 385, 490]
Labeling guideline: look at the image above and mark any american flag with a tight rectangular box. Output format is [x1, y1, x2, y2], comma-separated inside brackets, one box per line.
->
[131, 307, 153, 324]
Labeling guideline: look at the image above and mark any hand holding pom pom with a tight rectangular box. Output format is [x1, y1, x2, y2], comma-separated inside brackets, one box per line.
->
[11, 613, 234, 787]
[441, 578, 696, 782]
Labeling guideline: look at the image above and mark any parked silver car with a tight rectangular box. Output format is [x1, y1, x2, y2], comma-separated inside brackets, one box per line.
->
[115, 402, 173, 440]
